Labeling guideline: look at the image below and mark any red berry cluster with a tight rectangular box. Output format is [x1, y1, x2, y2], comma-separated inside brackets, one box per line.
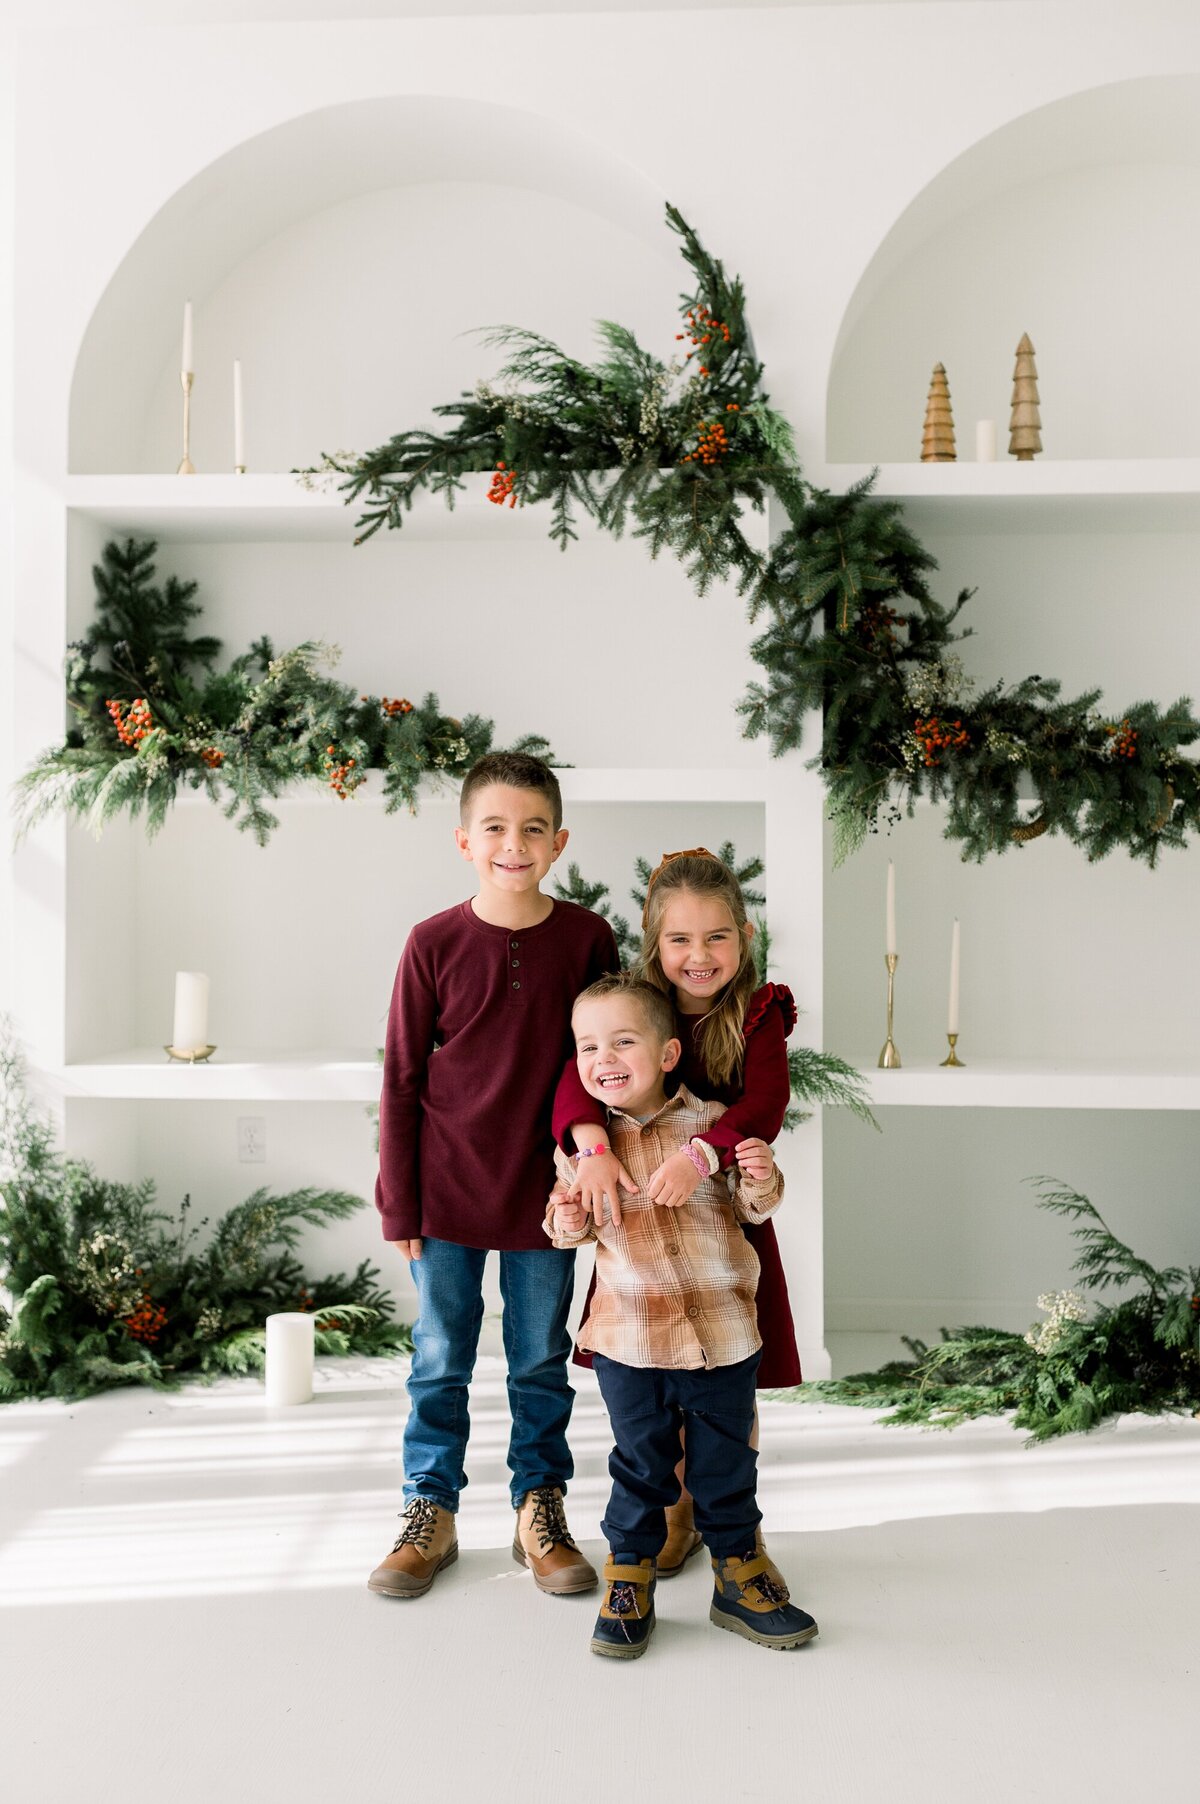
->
[382, 696, 414, 717]
[123, 1291, 168, 1345]
[324, 743, 358, 799]
[858, 602, 904, 645]
[107, 697, 153, 747]
[200, 746, 224, 769]
[913, 715, 970, 767]
[296, 1286, 315, 1312]
[1106, 718, 1138, 759]
[683, 420, 730, 467]
[677, 304, 732, 377]
[487, 461, 518, 507]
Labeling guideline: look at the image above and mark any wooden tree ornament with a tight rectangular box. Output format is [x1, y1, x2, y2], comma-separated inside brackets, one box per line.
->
[1009, 332, 1042, 460]
[921, 362, 956, 462]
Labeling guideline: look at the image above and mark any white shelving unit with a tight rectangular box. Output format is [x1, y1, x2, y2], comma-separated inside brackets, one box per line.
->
[807, 459, 1200, 531]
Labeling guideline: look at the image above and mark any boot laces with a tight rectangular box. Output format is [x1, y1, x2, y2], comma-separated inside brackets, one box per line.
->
[754, 1572, 789, 1606]
[526, 1486, 579, 1555]
[393, 1497, 440, 1554]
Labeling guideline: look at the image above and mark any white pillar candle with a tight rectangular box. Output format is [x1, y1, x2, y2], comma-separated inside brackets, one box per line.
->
[265, 1312, 315, 1406]
[172, 970, 209, 1053]
[886, 860, 897, 956]
[948, 917, 961, 1034]
[181, 300, 194, 376]
[233, 359, 245, 469]
[975, 419, 997, 462]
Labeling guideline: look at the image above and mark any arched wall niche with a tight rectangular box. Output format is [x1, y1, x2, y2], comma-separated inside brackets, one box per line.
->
[827, 75, 1200, 463]
[69, 94, 673, 473]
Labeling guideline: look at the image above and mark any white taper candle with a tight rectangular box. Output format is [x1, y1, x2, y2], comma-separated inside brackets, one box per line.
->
[886, 860, 897, 956]
[265, 1312, 315, 1406]
[182, 300, 193, 375]
[948, 918, 961, 1034]
[172, 971, 209, 1054]
[233, 359, 244, 469]
[976, 419, 997, 462]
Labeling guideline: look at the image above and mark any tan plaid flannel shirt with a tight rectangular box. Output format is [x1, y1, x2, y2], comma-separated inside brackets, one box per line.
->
[545, 1084, 783, 1371]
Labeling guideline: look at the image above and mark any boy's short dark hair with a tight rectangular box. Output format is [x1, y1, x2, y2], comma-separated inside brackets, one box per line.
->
[572, 972, 676, 1045]
[459, 752, 563, 832]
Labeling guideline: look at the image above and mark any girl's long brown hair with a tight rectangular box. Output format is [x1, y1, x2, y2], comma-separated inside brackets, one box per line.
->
[638, 851, 757, 1088]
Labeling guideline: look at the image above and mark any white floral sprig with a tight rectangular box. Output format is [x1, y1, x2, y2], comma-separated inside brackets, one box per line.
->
[1024, 1288, 1088, 1355]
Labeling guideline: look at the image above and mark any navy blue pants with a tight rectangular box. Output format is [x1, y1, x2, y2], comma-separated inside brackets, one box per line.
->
[593, 1351, 762, 1562]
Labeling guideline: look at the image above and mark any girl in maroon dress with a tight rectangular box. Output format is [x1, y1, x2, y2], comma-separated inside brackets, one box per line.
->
[553, 848, 802, 1579]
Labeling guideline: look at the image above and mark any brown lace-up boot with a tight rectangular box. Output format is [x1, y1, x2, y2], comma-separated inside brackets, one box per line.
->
[367, 1498, 458, 1599]
[512, 1486, 598, 1595]
[657, 1493, 704, 1578]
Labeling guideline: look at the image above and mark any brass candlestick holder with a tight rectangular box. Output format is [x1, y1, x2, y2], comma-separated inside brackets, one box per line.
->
[878, 953, 901, 1067]
[164, 1044, 216, 1064]
[940, 1033, 965, 1067]
[177, 371, 196, 474]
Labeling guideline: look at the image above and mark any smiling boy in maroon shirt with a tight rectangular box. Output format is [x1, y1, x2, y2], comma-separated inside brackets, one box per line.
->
[367, 752, 618, 1601]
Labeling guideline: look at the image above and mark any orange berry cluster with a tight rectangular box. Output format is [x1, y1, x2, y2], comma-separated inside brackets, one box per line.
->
[200, 746, 224, 769]
[123, 1291, 168, 1345]
[324, 743, 358, 799]
[677, 304, 732, 377]
[382, 696, 414, 717]
[487, 461, 518, 507]
[297, 1286, 315, 1312]
[683, 420, 730, 466]
[1106, 718, 1138, 759]
[107, 697, 153, 747]
[913, 715, 970, 767]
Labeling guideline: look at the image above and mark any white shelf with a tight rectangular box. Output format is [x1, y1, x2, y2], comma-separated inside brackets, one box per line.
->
[853, 1060, 1200, 1110]
[63, 474, 606, 544]
[43, 1049, 382, 1103]
[810, 459, 1200, 532]
[45, 1053, 1200, 1111]
[166, 766, 786, 808]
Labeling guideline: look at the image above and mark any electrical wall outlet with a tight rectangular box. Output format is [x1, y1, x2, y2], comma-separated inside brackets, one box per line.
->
[237, 1116, 266, 1163]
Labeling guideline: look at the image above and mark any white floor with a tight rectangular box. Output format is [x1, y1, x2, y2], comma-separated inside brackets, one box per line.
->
[2, 1343, 1198, 1804]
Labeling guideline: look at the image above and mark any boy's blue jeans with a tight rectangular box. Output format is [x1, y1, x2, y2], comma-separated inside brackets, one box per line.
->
[403, 1236, 577, 1514]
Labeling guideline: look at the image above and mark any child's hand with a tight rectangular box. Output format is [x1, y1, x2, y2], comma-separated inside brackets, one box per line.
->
[568, 1148, 637, 1227]
[735, 1138, 775, 1182]
[553, 1198, 589, 1237]
[647, 1148, 703, 1210]
[389, 1238, 423, 1261]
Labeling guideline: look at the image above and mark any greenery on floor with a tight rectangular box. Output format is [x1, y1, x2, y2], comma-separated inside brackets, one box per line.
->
[0, 1027, 412, 1403]
[315, 204, 1200, 866]
[778, 1180, 1200, 1440]
[14, 537, 556, 846]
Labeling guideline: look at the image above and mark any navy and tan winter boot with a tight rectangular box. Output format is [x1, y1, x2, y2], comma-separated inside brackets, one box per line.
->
[710, 1550, 818, 1650]
[590, 1556, 657, 1659]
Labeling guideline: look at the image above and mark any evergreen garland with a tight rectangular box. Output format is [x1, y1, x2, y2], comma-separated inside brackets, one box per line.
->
[0, 1025, 412, 1402]
[780, 1179, 1200, 1440]
[15, 538, 556, 845]
[312, 205, 1200, 865]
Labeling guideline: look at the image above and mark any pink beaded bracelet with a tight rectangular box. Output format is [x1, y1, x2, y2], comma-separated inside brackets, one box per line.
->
[572, 1144, 608, 1161]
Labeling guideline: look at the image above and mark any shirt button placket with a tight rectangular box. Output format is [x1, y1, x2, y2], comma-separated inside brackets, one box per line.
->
[510, 937, 521, 993]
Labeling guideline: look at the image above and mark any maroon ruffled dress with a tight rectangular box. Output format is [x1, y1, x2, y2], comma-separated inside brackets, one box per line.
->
[551, 982, 803, 1387]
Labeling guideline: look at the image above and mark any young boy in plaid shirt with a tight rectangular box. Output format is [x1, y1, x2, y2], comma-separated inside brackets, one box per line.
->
[547, 971, 818, 1659]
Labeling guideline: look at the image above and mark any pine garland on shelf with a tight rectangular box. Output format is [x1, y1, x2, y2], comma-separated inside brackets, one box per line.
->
[551, 842, 877, 1133]
[311, 204, 1200, 866]
[779, 1179, 1200, 1440]
[14, 538, 556, 846]
[0, 1025, 412, 1403]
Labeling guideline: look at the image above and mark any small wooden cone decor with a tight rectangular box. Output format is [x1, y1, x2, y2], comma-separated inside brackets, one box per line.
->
[1009, 332, 1042, 460]
[921, 362, 956, 462]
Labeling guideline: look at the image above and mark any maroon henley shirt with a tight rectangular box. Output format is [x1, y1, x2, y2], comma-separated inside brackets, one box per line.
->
[375, 898, 619, 1250]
